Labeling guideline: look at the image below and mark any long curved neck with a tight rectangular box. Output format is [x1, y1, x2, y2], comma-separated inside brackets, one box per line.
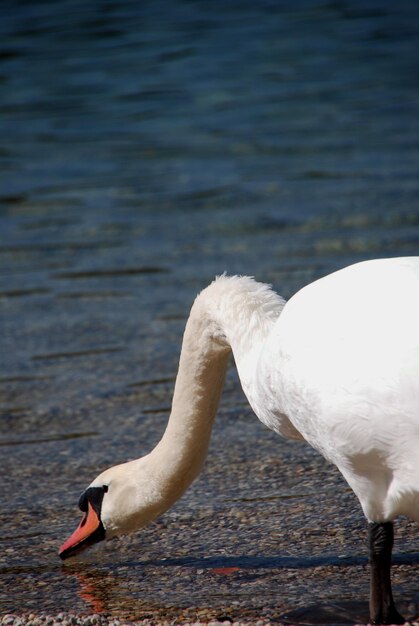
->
[151, 276, 285, 507]
[154, 300, 230, 503]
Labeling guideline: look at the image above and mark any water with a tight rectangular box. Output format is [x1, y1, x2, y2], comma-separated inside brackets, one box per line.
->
[1, 0, 419, 621]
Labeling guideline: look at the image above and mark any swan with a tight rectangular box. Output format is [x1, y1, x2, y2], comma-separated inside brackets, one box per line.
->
[59, 256, 419, 625]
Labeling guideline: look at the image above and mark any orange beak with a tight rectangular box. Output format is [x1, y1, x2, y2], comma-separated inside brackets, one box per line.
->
[59, 501, 104, 560]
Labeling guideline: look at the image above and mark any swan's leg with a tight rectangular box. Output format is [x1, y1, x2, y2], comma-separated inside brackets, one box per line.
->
[368, 521, 405, 625]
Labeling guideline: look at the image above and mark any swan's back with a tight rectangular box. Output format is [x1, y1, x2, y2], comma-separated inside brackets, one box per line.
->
[268, 257, 419, 522]
[280, 257, 419, 384]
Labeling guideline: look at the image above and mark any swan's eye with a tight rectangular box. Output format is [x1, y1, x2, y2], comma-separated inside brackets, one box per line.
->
[78, 486, 108, 513]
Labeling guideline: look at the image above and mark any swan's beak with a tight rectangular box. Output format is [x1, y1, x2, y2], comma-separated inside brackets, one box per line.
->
[59, 501, 105, 560]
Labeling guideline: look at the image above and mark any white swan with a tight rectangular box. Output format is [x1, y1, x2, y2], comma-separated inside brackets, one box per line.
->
[59, 257, 419, 625]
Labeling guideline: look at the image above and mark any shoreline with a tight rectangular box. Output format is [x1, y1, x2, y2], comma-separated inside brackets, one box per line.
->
[0, 616, 276, 626]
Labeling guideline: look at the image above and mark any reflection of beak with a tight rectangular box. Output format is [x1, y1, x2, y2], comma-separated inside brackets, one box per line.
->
[59, 501, 105, 560]
[72, 570, 106, 614]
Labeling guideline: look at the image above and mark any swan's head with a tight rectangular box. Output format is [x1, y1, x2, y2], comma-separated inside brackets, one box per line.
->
[59, 456, 165, 560]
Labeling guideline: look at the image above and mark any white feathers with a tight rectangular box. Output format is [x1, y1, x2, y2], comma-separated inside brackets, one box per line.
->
[261, 257, 419, 521]
[210, 273, 286, 331]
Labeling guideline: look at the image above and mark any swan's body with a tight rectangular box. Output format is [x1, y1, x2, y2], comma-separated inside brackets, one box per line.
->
[60, 257, 419, 625]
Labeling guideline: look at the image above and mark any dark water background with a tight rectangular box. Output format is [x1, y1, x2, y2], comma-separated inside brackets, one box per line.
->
[1, 0, 419, 621]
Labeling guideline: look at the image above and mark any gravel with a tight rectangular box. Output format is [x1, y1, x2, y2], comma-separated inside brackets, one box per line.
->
[0, 616, 275, 626]
[2, 616, 419, 626]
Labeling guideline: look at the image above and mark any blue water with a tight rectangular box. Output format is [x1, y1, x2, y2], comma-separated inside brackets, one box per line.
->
[0, 0, 418, 619]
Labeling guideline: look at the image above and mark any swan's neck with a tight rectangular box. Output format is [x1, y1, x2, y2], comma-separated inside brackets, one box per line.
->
[151, 276, 285, 507]
[155, 310, 229, 504]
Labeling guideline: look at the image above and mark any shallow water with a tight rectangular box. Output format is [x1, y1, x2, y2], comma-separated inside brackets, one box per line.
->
[1, 0, 419, 622]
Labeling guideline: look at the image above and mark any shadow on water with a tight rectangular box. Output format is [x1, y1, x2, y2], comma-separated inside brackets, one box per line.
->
[281, 598, 419, 626]
[281, 601, 381, 626]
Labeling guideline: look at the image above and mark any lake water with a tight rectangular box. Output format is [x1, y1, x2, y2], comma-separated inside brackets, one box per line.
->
[1, 0, 419, 622]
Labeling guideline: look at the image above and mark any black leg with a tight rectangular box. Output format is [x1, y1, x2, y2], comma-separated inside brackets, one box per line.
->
[368, 521, 405, 625]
